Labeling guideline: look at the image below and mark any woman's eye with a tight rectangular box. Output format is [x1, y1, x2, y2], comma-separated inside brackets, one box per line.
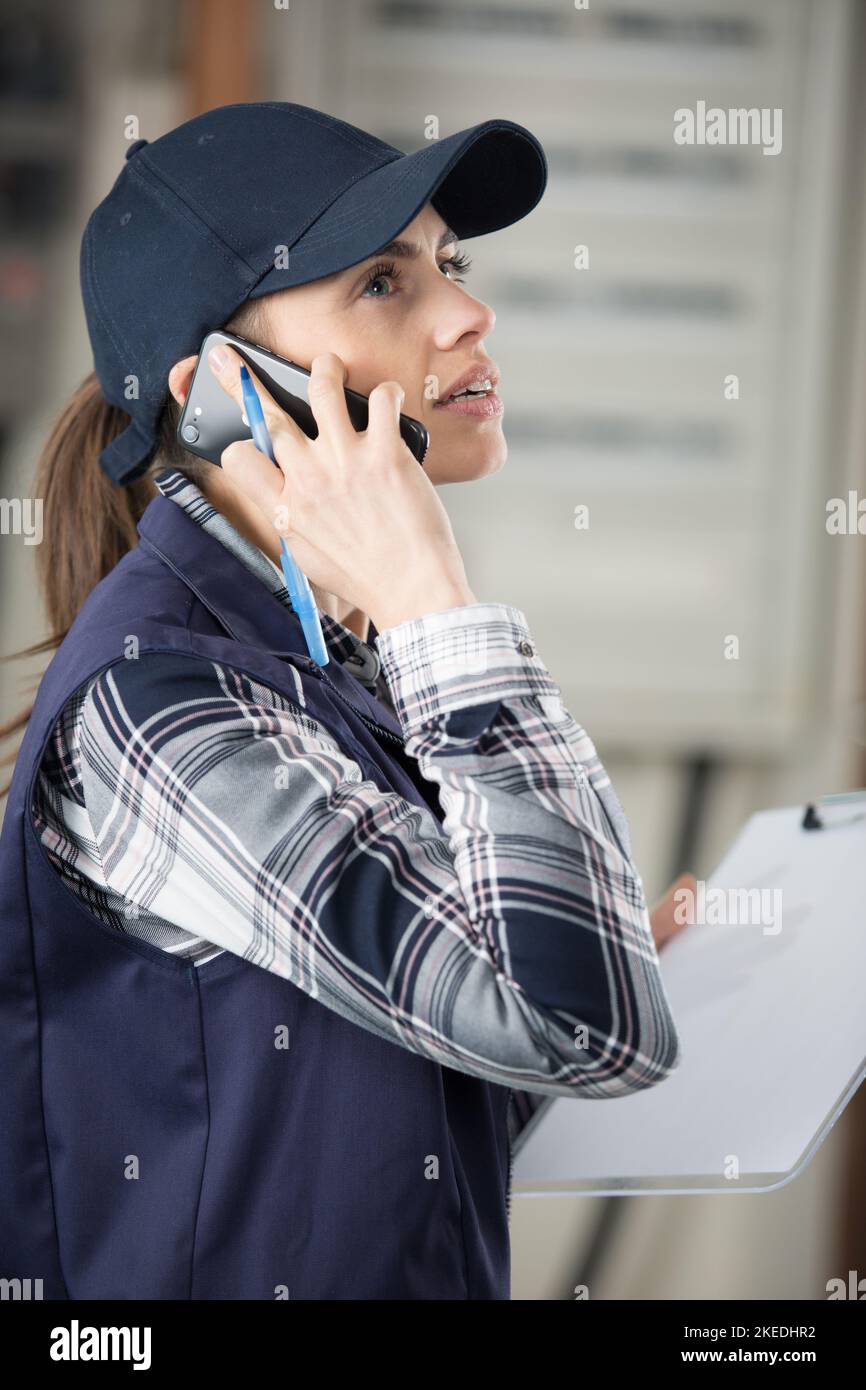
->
[439, 252, 472, 282]
[361, 262, 400, 297]
[363, 275, 391, 297]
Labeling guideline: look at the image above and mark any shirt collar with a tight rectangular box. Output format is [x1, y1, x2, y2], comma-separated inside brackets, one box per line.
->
[152, 467, 382, 688]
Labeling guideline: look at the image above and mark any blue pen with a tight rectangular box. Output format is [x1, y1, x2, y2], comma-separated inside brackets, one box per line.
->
[239, 364, 329, 668]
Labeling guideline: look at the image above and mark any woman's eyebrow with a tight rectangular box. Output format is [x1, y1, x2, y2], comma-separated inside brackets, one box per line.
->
[369, 227, 459, 261]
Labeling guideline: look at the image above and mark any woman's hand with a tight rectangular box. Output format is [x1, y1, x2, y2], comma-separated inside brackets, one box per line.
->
[206, 344, 475, 632]
[649, 871, 697, 952]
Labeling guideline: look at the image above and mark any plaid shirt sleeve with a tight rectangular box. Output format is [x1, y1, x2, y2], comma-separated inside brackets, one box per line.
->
[76, 601, 681, 1099]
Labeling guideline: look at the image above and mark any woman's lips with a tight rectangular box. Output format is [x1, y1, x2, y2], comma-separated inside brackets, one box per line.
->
[432, 391, 504, 418]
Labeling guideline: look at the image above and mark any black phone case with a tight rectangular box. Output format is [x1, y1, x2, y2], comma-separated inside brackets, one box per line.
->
[176, 329, 429, 467]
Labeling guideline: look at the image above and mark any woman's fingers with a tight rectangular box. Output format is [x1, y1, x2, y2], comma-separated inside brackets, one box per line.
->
[220, 438, 288, 530]
[365, 379, 405, 443]
[204, 344, 411, 552]
[207, 342, 306, 451]
[650, 871, 697, 950]
[306, 352, 356, 452]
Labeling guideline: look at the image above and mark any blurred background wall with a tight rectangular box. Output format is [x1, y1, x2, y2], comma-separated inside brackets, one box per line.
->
[1, 0, 864, 1300]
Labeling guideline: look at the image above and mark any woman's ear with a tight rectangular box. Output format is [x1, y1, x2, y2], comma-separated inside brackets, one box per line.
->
[168, 354, 199, 406]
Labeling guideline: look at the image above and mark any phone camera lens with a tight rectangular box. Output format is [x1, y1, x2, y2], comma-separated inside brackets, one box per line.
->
[182, 423, 200, 444]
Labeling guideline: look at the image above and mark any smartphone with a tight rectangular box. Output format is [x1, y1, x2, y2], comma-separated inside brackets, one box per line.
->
[176, 329, 429, 467]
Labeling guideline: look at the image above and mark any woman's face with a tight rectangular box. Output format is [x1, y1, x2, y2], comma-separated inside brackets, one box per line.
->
[255, 203, 505, 484]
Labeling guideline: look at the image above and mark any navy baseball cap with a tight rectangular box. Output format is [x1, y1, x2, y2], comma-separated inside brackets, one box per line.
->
[80, 101, 548, 487]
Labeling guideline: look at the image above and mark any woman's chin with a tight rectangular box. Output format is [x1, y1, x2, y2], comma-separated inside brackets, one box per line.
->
[425, 436, 507, 484]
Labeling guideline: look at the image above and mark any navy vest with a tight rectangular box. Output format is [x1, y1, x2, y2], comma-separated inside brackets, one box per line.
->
[0, 492, 512, 1300]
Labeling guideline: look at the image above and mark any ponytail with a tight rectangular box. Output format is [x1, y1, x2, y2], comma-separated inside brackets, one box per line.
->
[0, 295, 267, 798]
[0, 379, 183, 797]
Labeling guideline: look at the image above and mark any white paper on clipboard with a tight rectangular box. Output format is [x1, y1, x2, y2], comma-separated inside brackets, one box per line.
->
[511, 800, 866, 1198]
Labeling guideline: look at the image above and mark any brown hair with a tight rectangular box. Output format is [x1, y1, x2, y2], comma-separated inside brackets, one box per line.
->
[0, 298, 268, 798]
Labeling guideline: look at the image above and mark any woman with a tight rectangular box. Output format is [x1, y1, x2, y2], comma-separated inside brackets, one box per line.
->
[0, 102, 684, 1301]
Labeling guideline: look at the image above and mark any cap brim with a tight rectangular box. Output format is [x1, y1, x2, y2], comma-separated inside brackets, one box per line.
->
[248, 118, 547, 298]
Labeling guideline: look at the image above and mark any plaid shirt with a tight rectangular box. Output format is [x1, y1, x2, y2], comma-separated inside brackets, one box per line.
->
[34, 468, 680, 1132]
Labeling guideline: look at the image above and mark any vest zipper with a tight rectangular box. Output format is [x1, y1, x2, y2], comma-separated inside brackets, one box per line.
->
[296, 651, 516, 1223]
[506, 1091, 515, 1223]
[140, 530, 406, 750]
[292, 654, 407, 751]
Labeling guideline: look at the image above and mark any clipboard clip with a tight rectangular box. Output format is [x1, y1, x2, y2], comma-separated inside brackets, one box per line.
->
[802, 790, 866, 830]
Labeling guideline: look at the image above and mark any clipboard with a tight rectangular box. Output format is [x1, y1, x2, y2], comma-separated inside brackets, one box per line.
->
[511, 792, 866, 1198]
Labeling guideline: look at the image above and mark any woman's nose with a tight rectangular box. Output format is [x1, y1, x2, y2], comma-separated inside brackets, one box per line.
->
[434, 289, 496, 348]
